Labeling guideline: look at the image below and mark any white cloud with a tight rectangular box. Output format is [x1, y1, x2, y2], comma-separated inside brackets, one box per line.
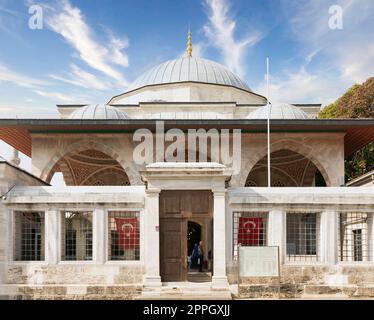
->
[49, 64, 110, 90]
[254, 0, 374, 106]
[192, 43, 205, 58]
[46, 0, 129, 85]
[254, 67, 344, 106]
[286, 0, 374, 84]
[0, 63, 46, 88]
[108, 35, 129, 67]
[203, 0, 262, 77]
[34, 90, 73, 102]
[340, 44, 374, 83]
[0, 104, 58, 118]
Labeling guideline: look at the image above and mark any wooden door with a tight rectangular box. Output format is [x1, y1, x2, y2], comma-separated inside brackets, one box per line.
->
[160, 191, 187, 281]
[160, 218, 187, 281]
[159, 190, 212, 282]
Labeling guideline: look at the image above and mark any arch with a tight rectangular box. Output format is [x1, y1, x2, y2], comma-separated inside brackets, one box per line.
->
[41, 140, 138, 185]
[80, 166, 130, 186]
[248, 165, 299, 187]
[240, 140, 332, 187]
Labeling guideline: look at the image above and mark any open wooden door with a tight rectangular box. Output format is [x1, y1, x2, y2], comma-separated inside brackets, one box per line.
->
[159, 218, 187, 281]
[159, 190, 212, 282]
[159, 191, 187, 281]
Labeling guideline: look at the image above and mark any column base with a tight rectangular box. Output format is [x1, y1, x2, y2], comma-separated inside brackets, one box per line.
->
[211, 276, 229, 290]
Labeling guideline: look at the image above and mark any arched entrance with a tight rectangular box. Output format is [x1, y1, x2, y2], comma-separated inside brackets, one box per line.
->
[245, 149, 327, 187]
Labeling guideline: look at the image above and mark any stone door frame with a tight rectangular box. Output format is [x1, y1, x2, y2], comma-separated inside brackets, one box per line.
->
[141, 162, 232, 289]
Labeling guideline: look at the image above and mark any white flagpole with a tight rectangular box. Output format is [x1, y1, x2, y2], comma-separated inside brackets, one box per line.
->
[266, 57, 271, 188]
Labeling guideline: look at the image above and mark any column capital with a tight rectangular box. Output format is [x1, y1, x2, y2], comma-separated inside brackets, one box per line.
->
[212, 188, 226, 197]
[46, 208, 59, 213]
[146, 188, 161, 197]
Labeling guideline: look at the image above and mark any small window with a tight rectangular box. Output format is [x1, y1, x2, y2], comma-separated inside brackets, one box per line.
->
[353, 229, 363, 262]
[108, 211, 140, 261]
[233, 212, 268, 260]
[286, 212, 318, 261]
[339, 213, 368, 262]
[61, 211, 93, 261]
[14, 211, 45, 261]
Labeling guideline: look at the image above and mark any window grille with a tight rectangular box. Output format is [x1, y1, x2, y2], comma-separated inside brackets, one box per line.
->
[61, 211, 93, 261]
[339, 212, 369, 262]
[272, 181, 285, 187]
[245, 180, 257, 187]
[286, 212, 319, 262]
[14, 211, 45, 261]
[108, 211, 140, 260]
[233, 211, 268, 260]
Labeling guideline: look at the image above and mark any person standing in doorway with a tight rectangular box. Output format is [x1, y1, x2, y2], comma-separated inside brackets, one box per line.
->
[198, 241, 204, 272]
[192, 243, 199, 269]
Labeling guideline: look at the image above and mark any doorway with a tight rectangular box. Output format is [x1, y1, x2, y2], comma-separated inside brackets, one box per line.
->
[159, 190, 213, 282]
[187, 221, 202, 271]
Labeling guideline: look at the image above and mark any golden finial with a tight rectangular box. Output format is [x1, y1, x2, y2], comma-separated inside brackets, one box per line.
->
[187, 30, 192, 57]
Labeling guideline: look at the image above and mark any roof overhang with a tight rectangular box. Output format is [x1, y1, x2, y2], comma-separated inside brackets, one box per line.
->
[0, 119, 373, 158]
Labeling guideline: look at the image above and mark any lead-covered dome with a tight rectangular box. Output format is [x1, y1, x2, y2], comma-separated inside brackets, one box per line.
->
[247, 103, 310, 119]
[127, 56, 252, 92]
[68, 104, 130, 120]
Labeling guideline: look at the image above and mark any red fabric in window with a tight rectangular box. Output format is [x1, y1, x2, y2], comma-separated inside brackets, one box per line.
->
[114, 218, 139, 249]
[238, 217, 263, 246]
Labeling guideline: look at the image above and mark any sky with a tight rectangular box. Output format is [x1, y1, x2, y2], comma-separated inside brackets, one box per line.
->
[0, 0, 373, 178]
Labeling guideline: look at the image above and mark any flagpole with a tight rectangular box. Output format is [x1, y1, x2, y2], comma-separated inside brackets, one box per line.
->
[266, 57, 271, 188]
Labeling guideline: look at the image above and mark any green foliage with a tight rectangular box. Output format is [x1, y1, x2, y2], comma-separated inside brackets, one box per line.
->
[318, 77, 374, 182]
[318, 102, 337, 118]
[345, 142, 374, 182]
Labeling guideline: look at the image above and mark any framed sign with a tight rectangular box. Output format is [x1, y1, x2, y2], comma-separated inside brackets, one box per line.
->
[238, 246, 280, 277]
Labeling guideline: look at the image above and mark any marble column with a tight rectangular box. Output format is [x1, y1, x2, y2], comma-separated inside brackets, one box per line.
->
[45, 209, 60, 264]
[268, 209, 286, 264]
[320, 210, 338, 264]
[144, 188, 162, 286]
[93, 208, 106, 264]
[212, 189, 229, 288]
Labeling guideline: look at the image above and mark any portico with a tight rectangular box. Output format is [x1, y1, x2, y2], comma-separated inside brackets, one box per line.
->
[141, 162, 231, 289]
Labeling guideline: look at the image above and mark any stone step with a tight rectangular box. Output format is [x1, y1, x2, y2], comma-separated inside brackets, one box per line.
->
[140, 281, 232, 300]
[139, 290, 232, 300]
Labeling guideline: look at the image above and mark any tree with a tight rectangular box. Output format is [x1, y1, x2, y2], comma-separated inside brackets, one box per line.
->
[318, 77, 374, 182]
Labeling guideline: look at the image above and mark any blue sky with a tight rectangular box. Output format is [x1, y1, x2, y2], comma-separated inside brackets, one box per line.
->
[0, 0, 374, 173]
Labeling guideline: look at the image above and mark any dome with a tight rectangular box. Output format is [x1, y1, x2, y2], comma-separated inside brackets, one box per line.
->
[247, 103, 310, 119]
[68, 104, 130, 120]
[127, 56, 251, 92]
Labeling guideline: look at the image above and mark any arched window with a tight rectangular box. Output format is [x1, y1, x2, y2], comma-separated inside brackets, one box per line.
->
[47, 149, 131, 186]
[245, 149, 327, 187]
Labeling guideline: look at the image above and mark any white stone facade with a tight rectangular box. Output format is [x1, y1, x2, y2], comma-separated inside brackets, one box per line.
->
[0, 54, 373, 299]
[1, 179, 374, 299]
